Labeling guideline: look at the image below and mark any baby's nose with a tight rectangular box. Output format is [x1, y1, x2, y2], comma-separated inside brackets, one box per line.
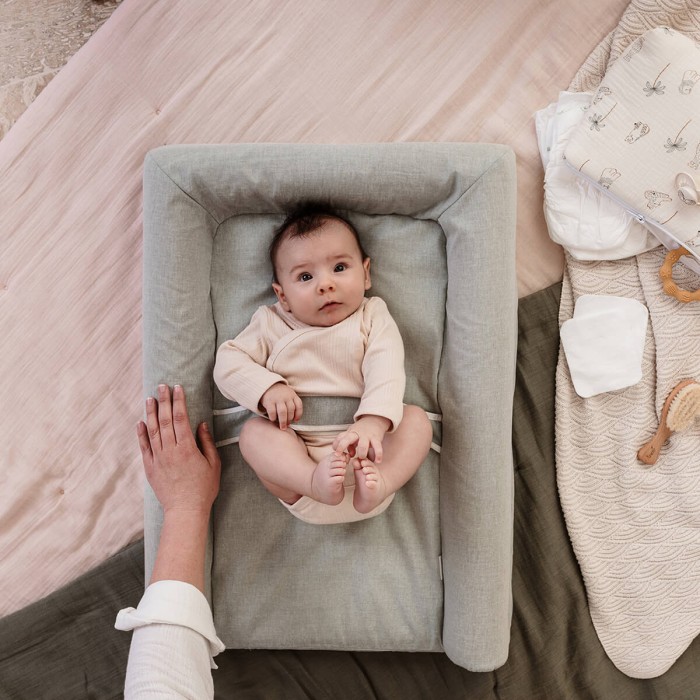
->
[317, 276, 335, 292]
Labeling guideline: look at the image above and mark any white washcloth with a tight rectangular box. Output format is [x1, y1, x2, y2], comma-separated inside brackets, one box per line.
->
[535, 92, 658, 260]
[560, 294, 648, 398]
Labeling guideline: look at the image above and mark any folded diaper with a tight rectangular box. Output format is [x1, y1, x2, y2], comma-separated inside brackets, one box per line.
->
[560, 295, 648, 398]
[535, 92, 659, 260]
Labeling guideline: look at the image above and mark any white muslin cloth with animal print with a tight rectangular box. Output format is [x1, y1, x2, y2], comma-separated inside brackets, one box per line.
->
[535, 91, 659, 260]
[563, 27, 700, 252]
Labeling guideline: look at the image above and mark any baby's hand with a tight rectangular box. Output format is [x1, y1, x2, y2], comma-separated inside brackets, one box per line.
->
[333, 415, 391, 463]
[260, 382, 303, 430]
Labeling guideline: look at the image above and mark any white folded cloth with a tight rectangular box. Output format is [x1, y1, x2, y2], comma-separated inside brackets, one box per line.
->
[535, 92, 659, 260]
[560, 294, 648, 398]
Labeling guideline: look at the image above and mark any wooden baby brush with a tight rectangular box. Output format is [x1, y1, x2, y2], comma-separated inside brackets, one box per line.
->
[637, 379, 700, 465]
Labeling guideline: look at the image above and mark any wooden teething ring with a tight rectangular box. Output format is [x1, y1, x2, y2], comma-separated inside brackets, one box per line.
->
[659, 247, 700, 303]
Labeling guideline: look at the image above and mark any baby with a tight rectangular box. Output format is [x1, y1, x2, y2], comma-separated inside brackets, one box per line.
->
[213, 203, 432, 523]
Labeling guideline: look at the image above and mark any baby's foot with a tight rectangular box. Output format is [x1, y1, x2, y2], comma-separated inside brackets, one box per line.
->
[310, 451, 347, 505]
[352, 458, 387, 514]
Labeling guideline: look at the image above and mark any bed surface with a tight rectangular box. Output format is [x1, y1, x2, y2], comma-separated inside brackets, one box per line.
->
[2, 285, 698, 697]
[0, 0, 630, 617]
[9, 0, 689, 694]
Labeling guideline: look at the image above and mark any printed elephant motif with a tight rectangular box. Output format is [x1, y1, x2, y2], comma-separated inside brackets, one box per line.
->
[625, 122, 650, 143]
[644, 190, 672, 209]
[598, 167, 621, 189]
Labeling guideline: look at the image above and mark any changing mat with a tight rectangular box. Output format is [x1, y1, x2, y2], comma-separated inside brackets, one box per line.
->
[557, 2, 700, 680]
[142, 142, 517, 670]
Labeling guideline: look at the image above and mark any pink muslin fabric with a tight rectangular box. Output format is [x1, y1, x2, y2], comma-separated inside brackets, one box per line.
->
[0, 0, 628, 615]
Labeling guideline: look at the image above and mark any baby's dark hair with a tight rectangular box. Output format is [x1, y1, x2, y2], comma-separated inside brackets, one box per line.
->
[269, 201, 367, 282]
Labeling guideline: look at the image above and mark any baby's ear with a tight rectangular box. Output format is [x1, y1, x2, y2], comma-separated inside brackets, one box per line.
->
[363, 257, 372, 290]
[272, 282, 290, 310]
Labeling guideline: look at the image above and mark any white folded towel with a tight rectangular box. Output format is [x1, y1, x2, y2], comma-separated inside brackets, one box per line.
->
[535, 92, 658, 260]
[560, 294, 648, 398]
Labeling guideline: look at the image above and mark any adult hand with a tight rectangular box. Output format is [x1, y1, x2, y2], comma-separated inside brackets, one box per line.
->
[260, 382, 303, 430]
[136, 384, 221, 515]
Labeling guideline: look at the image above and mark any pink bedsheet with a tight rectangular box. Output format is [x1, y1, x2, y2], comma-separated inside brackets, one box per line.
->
[0, 0, 629, 615]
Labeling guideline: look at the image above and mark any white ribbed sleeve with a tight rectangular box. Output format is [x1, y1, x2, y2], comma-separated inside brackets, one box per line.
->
[116, 580, 225, 699]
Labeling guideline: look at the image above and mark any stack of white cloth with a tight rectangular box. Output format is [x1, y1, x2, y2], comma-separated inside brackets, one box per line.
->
[559, 294, 649, 398]
[535, 91, 659, 261]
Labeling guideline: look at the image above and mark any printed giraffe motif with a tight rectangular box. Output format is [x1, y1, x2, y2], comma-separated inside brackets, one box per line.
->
[644, 190, 672, 209]
[679, 69, 700, 95]
[598, 167, 621, 189]
[625, 122, 650, 143]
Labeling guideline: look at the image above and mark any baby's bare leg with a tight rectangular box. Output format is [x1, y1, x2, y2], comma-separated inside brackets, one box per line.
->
[239, 417, 347, 505]
[353, 405, 433, 514]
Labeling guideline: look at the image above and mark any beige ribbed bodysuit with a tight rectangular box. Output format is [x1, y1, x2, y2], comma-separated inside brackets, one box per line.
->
[213, 296, 405, 523]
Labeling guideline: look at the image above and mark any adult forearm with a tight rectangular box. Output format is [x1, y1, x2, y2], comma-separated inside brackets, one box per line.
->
[150, 509, 211, 593]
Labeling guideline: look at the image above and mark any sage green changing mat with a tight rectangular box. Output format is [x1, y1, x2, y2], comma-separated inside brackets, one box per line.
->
[141, 143, 517, 670]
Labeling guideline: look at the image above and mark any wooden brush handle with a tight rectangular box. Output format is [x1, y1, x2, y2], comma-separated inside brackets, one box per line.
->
[659, 247, 700, 303]
[637, 379, 697, 465]
[637, 424, 673, 465]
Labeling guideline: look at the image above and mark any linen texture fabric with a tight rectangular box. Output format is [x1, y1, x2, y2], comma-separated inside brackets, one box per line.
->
[141, 143, 517, 670]
[564, 27, 700, 252]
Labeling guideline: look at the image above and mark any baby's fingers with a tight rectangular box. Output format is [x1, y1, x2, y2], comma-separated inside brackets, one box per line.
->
[293, 395, 303, 422]
[355, 435, 370, 460]
[370, 437, 383, 463]
[333, 430, 356, 454]
[277, 401, 289, 430]
[264, 400, 278, 426]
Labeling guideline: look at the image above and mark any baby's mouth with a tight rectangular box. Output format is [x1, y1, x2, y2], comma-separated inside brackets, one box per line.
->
[320, 300, 340, 310]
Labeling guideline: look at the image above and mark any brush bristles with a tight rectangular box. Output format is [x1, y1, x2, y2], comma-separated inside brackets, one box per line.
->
[667, 383, 700, 432]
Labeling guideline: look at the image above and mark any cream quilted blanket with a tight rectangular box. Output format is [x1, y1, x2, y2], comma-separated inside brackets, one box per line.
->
[557, 0, 700, 679]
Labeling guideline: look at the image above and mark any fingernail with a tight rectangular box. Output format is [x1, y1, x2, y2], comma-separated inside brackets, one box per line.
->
[174, 384, 182, 394]
[201, 422, 209, 432]
[147, 397, 155, 405]
[158, 384, 166, 394]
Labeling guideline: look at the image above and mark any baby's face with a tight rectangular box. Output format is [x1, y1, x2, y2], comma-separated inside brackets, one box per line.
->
[272, 219, 371, 327]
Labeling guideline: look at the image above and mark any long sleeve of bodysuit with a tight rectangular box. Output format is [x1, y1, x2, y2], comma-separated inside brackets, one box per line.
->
[213, 306, 288, 414]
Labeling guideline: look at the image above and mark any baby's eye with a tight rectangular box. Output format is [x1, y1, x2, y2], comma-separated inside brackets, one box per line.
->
[334, 263, 347, 272]
[299, 272, 312, 282]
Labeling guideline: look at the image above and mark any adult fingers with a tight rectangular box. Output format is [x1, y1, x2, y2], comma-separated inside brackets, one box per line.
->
[136, 421, 154, 471]
[171, 384, 193, 445]
[145, 396, 162, 453]
[197, 422, 221, 471]
[157, 384, 175, 449]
